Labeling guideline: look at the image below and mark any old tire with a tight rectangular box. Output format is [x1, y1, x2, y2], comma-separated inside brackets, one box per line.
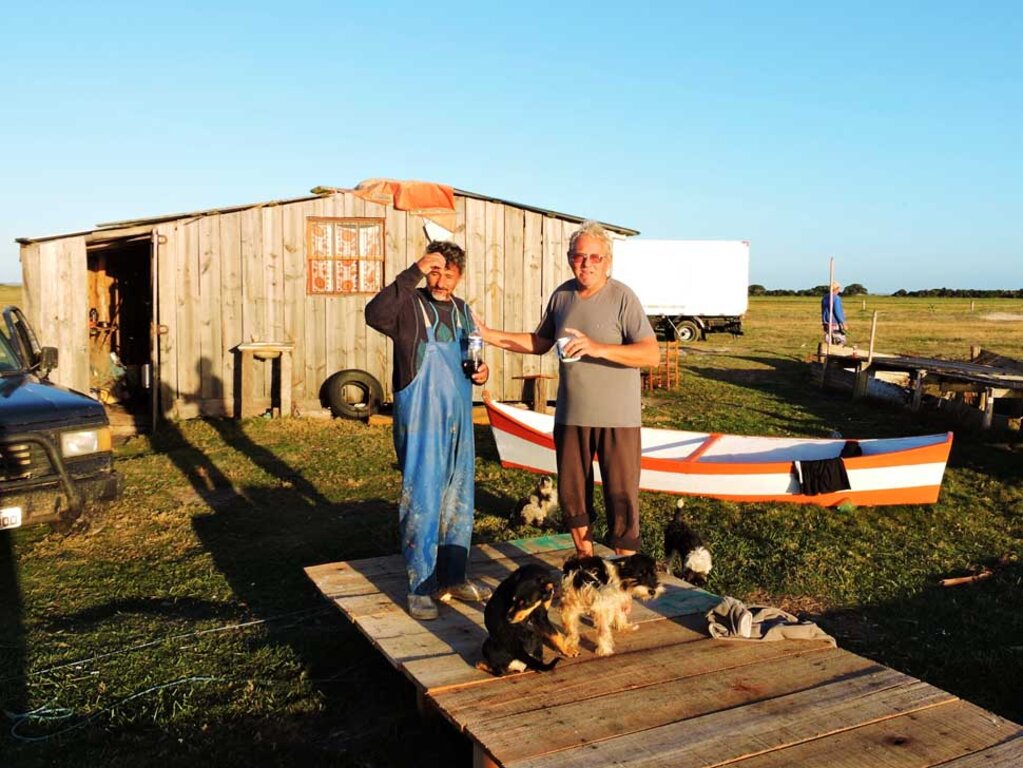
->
[675, 320, 701, 342]
[325, 369, 383, 420]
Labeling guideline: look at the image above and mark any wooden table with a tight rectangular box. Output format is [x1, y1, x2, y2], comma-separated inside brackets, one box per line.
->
[513, 374, 555, 413]
[305, 534, 1023, 767]
[235, 342, 294, 418]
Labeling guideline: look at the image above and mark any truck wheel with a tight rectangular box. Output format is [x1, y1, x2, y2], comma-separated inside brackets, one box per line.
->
[675, 321, 701, 342]
[324, 369, 383, 420]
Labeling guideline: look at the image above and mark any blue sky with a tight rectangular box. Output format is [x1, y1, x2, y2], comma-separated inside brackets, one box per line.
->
[2, 1, 1020, 292]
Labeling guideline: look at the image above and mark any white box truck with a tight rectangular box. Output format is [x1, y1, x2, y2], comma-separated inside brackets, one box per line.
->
[611, 239, 749, 341]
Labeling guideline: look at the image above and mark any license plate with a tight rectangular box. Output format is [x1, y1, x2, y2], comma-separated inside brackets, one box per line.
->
[1, 506, 23, 530]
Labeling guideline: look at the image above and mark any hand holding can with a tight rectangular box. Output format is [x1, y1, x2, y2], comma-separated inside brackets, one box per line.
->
[556, 336, 580, 363]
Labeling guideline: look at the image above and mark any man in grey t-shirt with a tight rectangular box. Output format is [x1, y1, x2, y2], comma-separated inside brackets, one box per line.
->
[476, 221, 659, 556]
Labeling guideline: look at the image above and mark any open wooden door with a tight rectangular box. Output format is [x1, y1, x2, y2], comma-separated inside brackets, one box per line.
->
[151, 230, 164, 427]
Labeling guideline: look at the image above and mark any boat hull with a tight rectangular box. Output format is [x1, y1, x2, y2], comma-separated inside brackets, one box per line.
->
[485, 400, 953, 507]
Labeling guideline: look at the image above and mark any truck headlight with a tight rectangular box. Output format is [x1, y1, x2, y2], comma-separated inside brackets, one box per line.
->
[60, 427, 112, 458]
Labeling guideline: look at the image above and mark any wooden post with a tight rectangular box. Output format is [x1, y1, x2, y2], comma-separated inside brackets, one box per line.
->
[911, 370, 926, 411]
[240, 349, 257, 418]
[982, 387, 994, 430]
[853, 363, 870, 400]
[867, 310, 878, 365]
[818, 344, 830, 388]
[279, 351, 293, 418]
[970, 345, 980, 361]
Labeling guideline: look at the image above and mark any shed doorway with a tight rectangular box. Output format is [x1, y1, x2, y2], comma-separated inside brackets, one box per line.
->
[86, 235, 155, 432]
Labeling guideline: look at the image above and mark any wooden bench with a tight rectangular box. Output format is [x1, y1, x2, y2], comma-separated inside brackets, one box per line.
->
[305, 534, 1023, 767]
[513, 373, 554, 413]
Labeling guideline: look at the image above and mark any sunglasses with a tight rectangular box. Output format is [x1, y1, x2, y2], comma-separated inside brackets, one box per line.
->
[569, 252, 606, 265]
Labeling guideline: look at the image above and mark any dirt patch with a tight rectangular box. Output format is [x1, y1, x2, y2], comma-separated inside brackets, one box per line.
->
[982, 313, 1023, 321]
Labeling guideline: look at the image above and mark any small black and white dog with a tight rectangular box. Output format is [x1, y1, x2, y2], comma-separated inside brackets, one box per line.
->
[560, 553, 664, 657]
[510, 475, 558, 528]
[477, 564, 575, 675]
[663, 499, 712, 587]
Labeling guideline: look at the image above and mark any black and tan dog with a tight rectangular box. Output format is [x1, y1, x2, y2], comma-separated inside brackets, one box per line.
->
[560, 553, 664, 657]
[477, 564, 576, 675]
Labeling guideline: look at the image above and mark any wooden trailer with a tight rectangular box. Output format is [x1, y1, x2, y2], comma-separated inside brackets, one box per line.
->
[17, 182, 637, 429]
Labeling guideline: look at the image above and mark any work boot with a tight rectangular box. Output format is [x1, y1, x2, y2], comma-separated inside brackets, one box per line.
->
[436, 580, 492, 603]
[407, 594, 439, 621]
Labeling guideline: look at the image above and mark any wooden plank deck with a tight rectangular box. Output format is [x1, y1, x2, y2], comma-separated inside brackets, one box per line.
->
[304, 534, 1023, 767]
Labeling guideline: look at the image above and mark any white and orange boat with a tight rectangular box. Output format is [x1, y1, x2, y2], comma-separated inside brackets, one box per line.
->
[484, 398, 953, 507]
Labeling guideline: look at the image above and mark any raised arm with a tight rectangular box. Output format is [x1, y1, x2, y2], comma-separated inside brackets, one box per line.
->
[365, 263, 426, 336]
[472, 311, 555, 356]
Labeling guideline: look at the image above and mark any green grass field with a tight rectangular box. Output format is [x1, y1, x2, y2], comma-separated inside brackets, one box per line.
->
[0, 284, 22, 307]
[1, 295, 1021, 766]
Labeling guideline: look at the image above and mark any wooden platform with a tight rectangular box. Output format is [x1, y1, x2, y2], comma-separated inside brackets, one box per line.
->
[305, 535, 1023, 767]
[818, 345, 1023, 431]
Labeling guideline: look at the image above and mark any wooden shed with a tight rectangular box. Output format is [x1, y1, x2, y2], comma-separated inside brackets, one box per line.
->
[17, 182, 638, 428]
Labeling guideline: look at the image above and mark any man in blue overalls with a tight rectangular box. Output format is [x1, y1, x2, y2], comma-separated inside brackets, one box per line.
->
[366, 241, 492, 620]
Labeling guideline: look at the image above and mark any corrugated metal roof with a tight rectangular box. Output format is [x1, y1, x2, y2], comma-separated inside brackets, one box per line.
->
[16, 185, 638, 244]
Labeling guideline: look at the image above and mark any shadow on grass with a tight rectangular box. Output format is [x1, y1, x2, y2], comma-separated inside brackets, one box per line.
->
[134, 368, 475, 765]
[819, 559, 1023, 725]
[0, 530, 27, 731]
[37, 597, 242, 631]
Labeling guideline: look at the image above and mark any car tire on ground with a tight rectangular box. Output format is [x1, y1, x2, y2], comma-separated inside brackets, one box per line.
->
[324, 369, 383, 420]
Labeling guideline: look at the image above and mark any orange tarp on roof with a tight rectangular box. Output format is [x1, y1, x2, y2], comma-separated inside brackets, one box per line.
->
[353, 178, 456, 231]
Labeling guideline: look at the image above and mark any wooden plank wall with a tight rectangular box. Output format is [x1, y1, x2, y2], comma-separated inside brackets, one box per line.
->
[20, 192, 592, 418]
[155, 222, 179, 416]
[22, 237, 89, 393]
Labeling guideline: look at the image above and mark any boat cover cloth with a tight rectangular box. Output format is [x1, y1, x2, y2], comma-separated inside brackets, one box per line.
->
[707, 596, 836, 646]
[793, 457, 851, 495]
[353, 178, 457, 231]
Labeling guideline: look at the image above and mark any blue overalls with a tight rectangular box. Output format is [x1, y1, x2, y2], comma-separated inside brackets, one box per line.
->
[393, 297, 476, 596]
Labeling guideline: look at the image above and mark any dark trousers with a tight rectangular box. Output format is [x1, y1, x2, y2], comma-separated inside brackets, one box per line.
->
[554, 424, 642, 551]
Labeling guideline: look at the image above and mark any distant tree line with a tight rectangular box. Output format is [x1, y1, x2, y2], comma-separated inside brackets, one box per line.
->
[748, 283, 868, 297]
[749, 285, 1021, 298]
[889, 288, 1023, 298]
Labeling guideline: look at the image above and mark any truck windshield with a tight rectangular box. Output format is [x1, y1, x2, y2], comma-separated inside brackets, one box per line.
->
[0, 327, 26, 375]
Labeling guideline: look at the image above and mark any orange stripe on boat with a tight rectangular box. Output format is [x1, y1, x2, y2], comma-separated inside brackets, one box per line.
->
[638, 485, 944, 507]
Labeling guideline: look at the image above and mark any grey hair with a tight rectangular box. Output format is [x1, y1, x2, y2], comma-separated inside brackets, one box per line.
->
[567, 220, 613, 260]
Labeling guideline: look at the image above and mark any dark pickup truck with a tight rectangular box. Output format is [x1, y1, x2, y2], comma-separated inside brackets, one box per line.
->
[1, 306, 122, 531]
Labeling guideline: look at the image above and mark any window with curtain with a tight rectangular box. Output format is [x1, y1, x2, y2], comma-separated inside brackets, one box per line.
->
[306, 217, 385, 295]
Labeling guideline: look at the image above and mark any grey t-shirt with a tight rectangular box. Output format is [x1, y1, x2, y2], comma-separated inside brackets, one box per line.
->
[536, 279, 655, 427]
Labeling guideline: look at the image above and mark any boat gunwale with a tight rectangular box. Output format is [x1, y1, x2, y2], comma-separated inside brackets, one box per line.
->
[485, 401, 953, 477]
